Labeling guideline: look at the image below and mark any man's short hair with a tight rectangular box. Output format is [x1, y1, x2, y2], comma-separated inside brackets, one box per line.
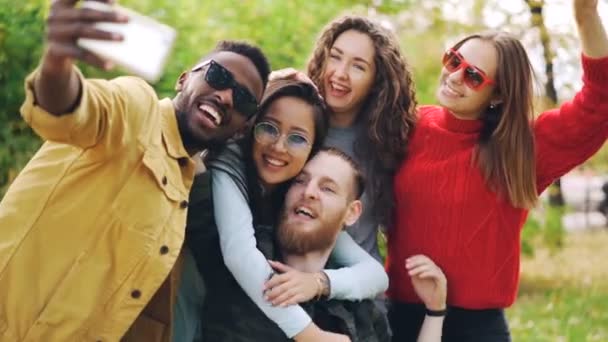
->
[213, 40, 271, 89]
[319, 147, 366, 200]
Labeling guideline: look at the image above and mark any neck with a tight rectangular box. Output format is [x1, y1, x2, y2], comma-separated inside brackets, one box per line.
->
[282, 248, 332, 273]
[330, 107, 360, 128]
[260, 179, 277, 194]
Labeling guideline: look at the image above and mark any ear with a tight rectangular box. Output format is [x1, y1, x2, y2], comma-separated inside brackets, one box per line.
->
[343, 200, 362, 226]
[175, 71, 189, 92]
[490, 93, 503, 107]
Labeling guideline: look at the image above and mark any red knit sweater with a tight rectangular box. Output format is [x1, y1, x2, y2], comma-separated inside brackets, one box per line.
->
[387, 55, 608, 309]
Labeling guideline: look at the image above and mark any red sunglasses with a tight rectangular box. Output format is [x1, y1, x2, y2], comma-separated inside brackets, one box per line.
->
[442, 49, 495, 91]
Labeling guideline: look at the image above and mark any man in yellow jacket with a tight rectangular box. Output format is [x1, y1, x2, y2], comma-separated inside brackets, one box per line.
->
[0, 0, 269, 341]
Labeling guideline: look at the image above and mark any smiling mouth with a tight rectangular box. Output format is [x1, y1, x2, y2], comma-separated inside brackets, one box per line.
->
[443, 83, 463, 97]
[294, 206, 316, 219]
[263, 155, 287, 167]
[198, 103, 223, 126]
[328, 81, 350, 96]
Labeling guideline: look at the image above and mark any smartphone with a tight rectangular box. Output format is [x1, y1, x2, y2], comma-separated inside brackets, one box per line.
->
[77, 1, 177, 83]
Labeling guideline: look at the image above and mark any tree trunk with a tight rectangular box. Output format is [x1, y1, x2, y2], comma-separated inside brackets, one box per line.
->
[525, 0, 565, 207]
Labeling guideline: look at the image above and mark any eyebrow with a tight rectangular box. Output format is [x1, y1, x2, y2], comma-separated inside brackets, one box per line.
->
[319, 176, 340, 189]
[331, 47, 372, 67]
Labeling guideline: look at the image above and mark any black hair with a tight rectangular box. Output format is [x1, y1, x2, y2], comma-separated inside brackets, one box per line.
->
[242, 78, 328, 225]
[213, 40, 271, 89]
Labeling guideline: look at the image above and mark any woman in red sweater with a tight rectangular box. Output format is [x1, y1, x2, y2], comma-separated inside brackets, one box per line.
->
[388, 0, 608, 340]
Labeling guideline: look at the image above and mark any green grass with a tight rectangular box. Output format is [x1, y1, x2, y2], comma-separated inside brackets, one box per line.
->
[507, 230, 608, 341]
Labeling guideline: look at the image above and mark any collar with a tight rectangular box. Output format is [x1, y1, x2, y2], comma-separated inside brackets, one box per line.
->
[440, 107, 483, 134]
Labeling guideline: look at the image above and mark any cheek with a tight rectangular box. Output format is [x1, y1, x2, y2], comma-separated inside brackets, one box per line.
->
[352, 74, 373, 99]
[286, 153, 309, 178]
[252, 143, 264, 168]
[439, 69, 449, 83]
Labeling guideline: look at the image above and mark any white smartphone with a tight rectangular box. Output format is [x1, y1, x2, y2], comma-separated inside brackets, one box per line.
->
[77, 1, 177, 83]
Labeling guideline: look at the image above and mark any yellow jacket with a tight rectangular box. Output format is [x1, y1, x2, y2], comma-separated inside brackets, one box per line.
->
[0, 68, 194, 341]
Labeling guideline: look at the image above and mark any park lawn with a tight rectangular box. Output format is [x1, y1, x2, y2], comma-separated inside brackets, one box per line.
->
[507, 230, 608, 341]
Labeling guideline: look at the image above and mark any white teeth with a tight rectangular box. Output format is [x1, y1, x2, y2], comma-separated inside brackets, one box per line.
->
[264, 156, 287, 167]
[330, 82, 348, 92]
[295, 206, 314, 218]
[445, 84, 461, 97]
[199, 104, 221, 125]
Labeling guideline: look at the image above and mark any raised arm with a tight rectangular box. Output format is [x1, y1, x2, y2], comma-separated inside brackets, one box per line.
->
[212, 170, 349, 341]
[535, 0, 608, 190]
[575, 0, 608, 58]
[35, 0, 127, 115]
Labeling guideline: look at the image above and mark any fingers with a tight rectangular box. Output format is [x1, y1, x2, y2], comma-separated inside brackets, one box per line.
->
[269, 68, 300, 81]
[45, 1, 129, 69]
[48, 22, 124, 41]
[268, 260, 293, 273]
[269, 287, 298, 307]
[407, 263, 433, 277]
[264, 271, 290, 291]
[53, 0, 116, 5]
[48, 7, 128, 24]
[264, 281, 294, 303]
[406, 254, 446, 282]
[47, 42, 113, 69]
[405, 254, 433, 271]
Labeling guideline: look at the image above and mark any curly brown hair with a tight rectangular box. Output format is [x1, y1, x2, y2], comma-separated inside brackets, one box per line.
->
[307, 15, 417, 227]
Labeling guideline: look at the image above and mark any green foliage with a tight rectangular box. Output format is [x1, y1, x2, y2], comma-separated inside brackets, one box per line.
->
[0, 0, 373, 196]
[521, 205, 566, 257]
[0, 0, 46, 194]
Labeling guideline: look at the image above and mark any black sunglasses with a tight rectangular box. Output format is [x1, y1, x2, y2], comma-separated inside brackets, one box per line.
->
[191, 60, 259, 118]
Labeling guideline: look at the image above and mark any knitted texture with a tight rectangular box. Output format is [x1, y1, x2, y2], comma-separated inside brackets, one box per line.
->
[387, 55, 608, 309]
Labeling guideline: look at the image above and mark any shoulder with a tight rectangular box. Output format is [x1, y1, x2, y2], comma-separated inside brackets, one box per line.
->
[415, 105, 443, 126]
[209, 141, 249, 201]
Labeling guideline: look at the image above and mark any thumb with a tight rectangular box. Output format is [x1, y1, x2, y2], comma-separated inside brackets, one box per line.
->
[268, 260, 293, 273]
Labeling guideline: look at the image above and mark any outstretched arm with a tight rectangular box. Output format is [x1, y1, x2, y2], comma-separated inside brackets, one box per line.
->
[36, 0, 127, 115]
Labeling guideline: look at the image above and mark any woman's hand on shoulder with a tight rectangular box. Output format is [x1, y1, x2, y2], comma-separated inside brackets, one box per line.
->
[263, 260, 323, 306]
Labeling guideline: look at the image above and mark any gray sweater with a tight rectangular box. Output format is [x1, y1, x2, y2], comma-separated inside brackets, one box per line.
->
[324, 125, 382, 262]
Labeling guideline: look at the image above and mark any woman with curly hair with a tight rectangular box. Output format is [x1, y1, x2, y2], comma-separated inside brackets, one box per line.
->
[305, 16, 417, 262]
[270, 14, 418, 284]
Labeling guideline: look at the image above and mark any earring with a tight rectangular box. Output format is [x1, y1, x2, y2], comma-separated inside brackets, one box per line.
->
[489, 103, 496, 109]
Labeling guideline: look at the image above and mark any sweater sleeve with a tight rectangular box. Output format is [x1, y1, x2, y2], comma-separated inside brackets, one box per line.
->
[325, 231, 389, 300]
[212, 170, 312, 338]
[535, 55, 608, 191]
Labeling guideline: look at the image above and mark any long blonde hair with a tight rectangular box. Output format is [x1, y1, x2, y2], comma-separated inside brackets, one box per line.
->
[454, 32, 537, 209]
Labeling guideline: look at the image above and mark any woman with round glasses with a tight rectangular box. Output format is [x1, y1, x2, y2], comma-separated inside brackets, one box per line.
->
[186, 77, 389, 341]
[388, 1, 608, 340]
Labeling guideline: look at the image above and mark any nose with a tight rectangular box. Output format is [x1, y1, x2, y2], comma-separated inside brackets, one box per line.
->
[446, 67, 464, 85]
[333, 61, 349, 80]
[270, 134, 288, 154]
[215, 88, 234, 110]
[303, 180, 319, 200]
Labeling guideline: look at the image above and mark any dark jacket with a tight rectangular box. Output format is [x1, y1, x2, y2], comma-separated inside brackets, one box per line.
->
[185, 144, 389, 342]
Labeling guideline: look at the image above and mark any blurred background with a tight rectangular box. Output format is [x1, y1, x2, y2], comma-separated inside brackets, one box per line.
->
[1, 0, 606, 340]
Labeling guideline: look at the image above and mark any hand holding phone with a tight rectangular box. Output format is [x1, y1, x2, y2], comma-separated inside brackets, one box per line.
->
[44, 0, 128, 71]
[77, 1, 177, 82]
